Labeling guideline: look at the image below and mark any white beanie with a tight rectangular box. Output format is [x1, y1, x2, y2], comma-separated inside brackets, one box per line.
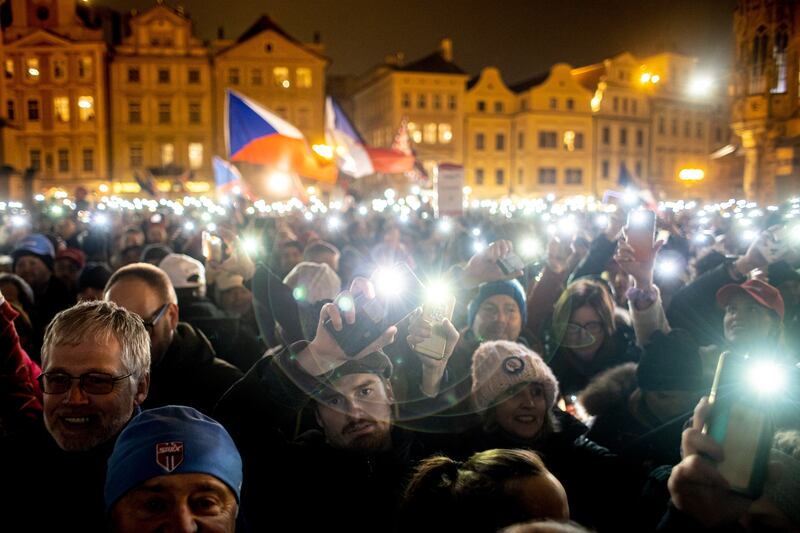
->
[471, 340, 559, 412]
[283, 261, 341, 304]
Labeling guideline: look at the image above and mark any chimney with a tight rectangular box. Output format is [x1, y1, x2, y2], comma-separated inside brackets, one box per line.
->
[313, 31, 321, 44]
[440, 38, 453, 62]
[217, 26, 224, 40]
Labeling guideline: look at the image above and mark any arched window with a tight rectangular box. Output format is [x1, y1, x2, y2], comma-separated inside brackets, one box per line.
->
[750, 26, 769, 93]
[772, 25, 788, 93]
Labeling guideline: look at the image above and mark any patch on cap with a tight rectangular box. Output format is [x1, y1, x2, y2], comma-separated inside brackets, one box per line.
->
[503, 356, 525, 375]
[155, 441, 184, 472]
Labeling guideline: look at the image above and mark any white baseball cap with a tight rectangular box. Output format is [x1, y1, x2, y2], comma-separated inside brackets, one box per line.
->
[159, 253, 206, 290]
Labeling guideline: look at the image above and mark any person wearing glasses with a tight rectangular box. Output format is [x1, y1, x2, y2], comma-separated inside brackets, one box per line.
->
[104, 263, 242, 416]
[0, 300, 150, 532]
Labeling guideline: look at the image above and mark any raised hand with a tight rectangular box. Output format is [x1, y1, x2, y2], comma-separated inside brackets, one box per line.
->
[462, 239, 522, 288]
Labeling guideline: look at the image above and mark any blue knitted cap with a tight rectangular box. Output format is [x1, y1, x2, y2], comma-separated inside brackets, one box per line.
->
[104, 406, 243, 511]
[467, 279, 527, 327]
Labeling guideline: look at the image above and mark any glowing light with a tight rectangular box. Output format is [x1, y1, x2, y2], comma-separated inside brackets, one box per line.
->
[384, 188, 396, 200]
[623, 189, 639, 205]
[546, 193, 556, 202]
[425, 279, 452, 306]
[656, 258, 680, 278]
[438, 219, 452, 233]
[34, 194, 45, 202]
[651, 74, 660, 83]
[267, 172, 292, 194]
[50, 205, 64, 216]
[679, 168, 705, 181]
[293, 286, 307, 302]
[78, 98, 92, 109]
[93, 214, 108, 226]
[337, 294, 353, 312]
[742, 229, 758, 242]
[748, 361, 787, 395]
[281, 79, 290, 89]
[595, 214, 609, 228]
[519, 238, 541, 258]
[184, 221, 195, 231]
[11, 215, 26, 227]
[688, 75, 714, 97]
[312, 144, 334, 160]
[327, 216, 342, 230]
[242, 237, 259, 255]
[463, 186, 473, 195]
[207, 222, 217, 232]
[473, 241, 486, 253]
[304, 212, 314, 221]
[358, 206, 368, 216]
[471, 227, 481, 237]
[411, 185, 421, 195]
[98, 184, 109, 193]
[640, 72, 651, 83]
[27, 67, 39, 77]
[373, 266, 404, 298]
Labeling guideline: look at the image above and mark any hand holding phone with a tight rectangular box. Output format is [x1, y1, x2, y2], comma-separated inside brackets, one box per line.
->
[497, 251, 526, 276]
[323, 263, 424, 357]
[626, 209, 657, 262]
[202, 231, 224, 263]
[410, 295, 457, 360]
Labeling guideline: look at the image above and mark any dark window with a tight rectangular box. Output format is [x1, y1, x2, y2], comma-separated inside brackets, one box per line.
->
[7, 100, 14, 121]
[517, 168, 524, 184]
[477, 100, 486, 112]
[538, 167, 556, 184]
[401, 93, 410, 108]
[565, 168, 583, 184]
[495, 133, 505, 151]
[684, 120, 691, 137]
[635, 161, 642, 177]
[130, 144, 143, 168]
[27, 100, 39, 121]
[157, 68, 170, 84]
[671, 119, 678, 136]
[30, 150, 41, 171]
[574, 132, 584, 150]
[620, 128, 628, 146]
[128, 101, 141, 124]
[188, 69, 200, 84]
[549, 98, 557, 109]
[495, 169, 504, 185]
[82, 148, 94, 172]
[566, 98, 574, 110]
[475, 168, 484, 185]
[658, 117, 665, 135]
[158, 102, 171, 124]
[636, 129, 644, 147]
[189, 102, 201, 124]
[448, 95, 456, 110]
[632, 99, 638, 114]
[602, 127, 610, 145]
[518, 132, 524, 149]
[433, 94, 442, 109]
[538, 131, 557, 148]
[475, 133, 485, 150]
[613, 97, 619, 112]
[57, 149, 69, 172]
[417, 93, 426, 109]
[602, 160, 609, 178]
[695, 122, 703, 139]
[228, 68, 240, 85]
[494, 101, 503, 113]
[127, 67, 140, 83]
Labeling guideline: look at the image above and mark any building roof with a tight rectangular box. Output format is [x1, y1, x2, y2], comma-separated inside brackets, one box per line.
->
[396, 50, 466, 74]
[466, 74, 480, 90]
[237, 14, 298, 45]
[509, 71, 549, 93]
[571, 63, 605, 91]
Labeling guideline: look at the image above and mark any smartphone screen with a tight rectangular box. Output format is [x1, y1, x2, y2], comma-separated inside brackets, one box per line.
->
[202, 231, 223, 263]
[626, 209, 656, 261]
[497, 252, 526, 275]
[324, 263, 425, 357]
[415, 295, 456, 360]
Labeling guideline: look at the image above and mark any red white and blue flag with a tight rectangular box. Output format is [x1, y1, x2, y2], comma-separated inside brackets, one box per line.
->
[213, 156, 244, 194]
[325, 97, 374, 178]
[226, 89, 337, 183]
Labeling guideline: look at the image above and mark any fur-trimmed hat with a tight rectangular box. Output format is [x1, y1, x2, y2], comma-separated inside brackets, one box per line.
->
[471, 340, 558, 412]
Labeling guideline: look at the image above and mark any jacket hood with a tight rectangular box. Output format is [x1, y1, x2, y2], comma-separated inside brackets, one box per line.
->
[579, 362, 638, 417]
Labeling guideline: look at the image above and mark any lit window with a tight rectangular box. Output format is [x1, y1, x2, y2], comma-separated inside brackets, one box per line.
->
[251, 69, 263, 85]
[563, 130, 576, 151]
[408, 122, 422, 144]
[438, 123, 452, 143]
[53, 58, 66, 80]
[296, 68, 312, 88]
[130, 144, 143, 168]
[53, 96, 70, 122]
[273, 67, 290, 88]
[5, 59, 14, 79]
[127, 67, 140, 83]
[78, 56, 92, 79]
[188, 143, 203, 170]
[82, 148, 94, 172]
[161, 143, 174, 165]
[128, 101, 141, 124]
[78, 96, 94, 122]
[26, 58, 40, 80]
[423, 123, 437, 144]
[228, 68, 240, 85]
[57, 149, 69, 172]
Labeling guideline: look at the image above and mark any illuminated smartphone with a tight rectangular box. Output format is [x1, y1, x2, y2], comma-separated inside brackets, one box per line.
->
[497, 252, 526, 275]
[626, 209, 656, 261]
[202, 231, 223, 263]
[414, 294, 456, 360]
[324, 263, 425, 358]
[704, 352, 774, 497]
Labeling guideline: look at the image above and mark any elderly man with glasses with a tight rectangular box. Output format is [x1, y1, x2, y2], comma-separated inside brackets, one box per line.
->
[0, 299, 151, 531]
[104, 263, 242, 415]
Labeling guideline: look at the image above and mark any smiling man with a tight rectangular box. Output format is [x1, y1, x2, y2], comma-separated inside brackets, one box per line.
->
[0, 300, 150, 531]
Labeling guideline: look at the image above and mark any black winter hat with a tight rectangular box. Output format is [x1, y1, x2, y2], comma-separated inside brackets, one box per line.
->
[637, 329, 706, 392]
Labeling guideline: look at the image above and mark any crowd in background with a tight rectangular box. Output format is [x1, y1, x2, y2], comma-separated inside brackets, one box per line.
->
[0, 189, 799, 532]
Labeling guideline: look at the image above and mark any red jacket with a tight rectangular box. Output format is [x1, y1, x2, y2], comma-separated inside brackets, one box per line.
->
[0, 299, 43, 431]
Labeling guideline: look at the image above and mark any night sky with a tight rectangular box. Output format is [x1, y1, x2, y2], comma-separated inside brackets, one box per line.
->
[102, 0, 738, 84]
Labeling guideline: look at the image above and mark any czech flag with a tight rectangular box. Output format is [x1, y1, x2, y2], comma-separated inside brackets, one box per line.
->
[226, 90, 337, 184]
[325, 97, 374, 178]
[213, 156, 245, 195]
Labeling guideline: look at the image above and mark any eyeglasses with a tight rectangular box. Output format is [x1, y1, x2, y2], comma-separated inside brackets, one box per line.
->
[142, 304, 169, 334]
[38, 371, 133, 395]
[562, 321, 605, 349]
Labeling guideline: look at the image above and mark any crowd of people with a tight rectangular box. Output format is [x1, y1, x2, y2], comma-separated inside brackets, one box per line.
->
[0, 189, 799, 532]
